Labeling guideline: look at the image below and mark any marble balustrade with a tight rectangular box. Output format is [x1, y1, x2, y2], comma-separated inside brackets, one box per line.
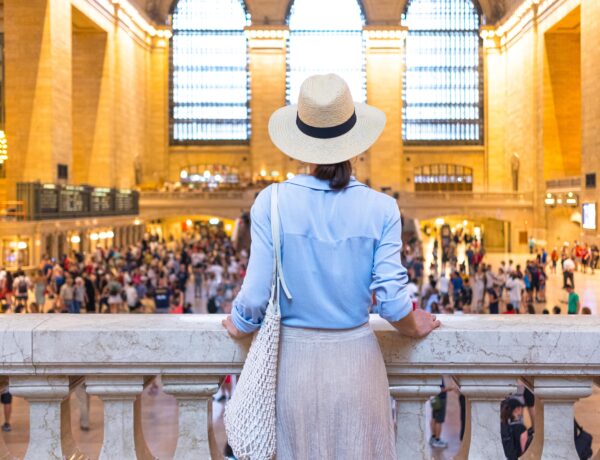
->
[0, 314, 598, 459]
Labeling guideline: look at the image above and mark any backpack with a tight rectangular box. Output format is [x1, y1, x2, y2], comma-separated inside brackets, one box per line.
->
[207, 296, 217, 314]
[109, 283, 120, 296]
[17, 279, 28, 295]
[501, 422, 521, 460]
[575, 420, 593, 460]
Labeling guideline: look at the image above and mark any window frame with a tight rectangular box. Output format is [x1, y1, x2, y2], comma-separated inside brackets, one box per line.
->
[414, 163, 474, 191]
[402, 0, 484, 146]
[284, 0, 367, 105]
[168, 0, 251, 146]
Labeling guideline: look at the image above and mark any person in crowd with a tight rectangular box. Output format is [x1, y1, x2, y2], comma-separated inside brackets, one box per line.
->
[487, 288, 500, 314]
[471, 265, 486, 314]
[33, 270, 47, 309]
[75, 383, 90, 431]
[505, 273, 524, 313]
[13, 269, 30, 312]
[59, 276, 75, 313]
[430, 380, 449, 449]
[124, 282, 140, 312]
[550, 247, 559, 274]
[71, 277, 85, 314]
[581, 307, 592, 315]
[1, 390, 12, 432]
[566, 285, 581, 315]
[501, 398, 533, 460]
[106, 276, 124, 314]
[562, 255, 576, 289]
[553, 305, 562, 315]
[83, 273, 97, 313]
[503, 303, 516, 315]
[542, 308, 550, 314]
[526, 303, 536, 315]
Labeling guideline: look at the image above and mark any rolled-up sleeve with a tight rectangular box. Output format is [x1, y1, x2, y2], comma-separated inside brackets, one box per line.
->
[231, 188, 273, 333]
[370, 200, 412, 322]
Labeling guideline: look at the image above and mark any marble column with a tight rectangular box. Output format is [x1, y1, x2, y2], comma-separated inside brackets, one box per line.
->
[85, 376, 144, 460]
[10, 376, 72, 460]
[162, 375, 221, 460]
[389, 375, 441, 459]
[458, 376, 517, 460]
[534, 377, 593, 460]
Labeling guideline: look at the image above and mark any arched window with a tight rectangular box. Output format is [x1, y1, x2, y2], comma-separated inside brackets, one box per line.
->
[170, 0, 250, 143]
[414, 164, 473, 191]
[403, 0, 482, 144]
[286, 0, 366, 104]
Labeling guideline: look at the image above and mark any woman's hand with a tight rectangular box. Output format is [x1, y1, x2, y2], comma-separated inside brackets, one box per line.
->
[222, 315, 252, 339]
[391, 309, 441, 339]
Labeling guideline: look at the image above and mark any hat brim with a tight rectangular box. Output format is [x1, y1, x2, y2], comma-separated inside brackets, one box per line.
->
[268, 103, 386, 165]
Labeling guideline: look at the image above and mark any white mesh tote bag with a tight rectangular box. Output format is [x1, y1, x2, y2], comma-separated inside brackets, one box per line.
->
[224, 184, 292, 460]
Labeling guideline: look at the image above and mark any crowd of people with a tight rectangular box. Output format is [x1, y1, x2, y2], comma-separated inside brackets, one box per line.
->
[0, 224, 248, 318]
[399, 238, 593, 318]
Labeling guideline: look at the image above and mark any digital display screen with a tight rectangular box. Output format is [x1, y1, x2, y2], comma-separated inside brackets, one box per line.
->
[582, 203, 597, 230]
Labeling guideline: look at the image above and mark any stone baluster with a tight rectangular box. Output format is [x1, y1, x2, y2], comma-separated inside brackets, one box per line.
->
[85, 376, 144, 460]
[10, 376, 72, 460]
[62, 378, 89, 460]
[458, 376, 517, 460]
[162, 375, 221, 460]
[532, 377, 592, 460]
[134, 377, 158, 460]
[389, 375, 442, 459]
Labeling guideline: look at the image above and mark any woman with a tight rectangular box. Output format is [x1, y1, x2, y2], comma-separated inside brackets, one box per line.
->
[33, 270, 47, 308]
[471, 265, 486, 313]
[501, 398, 533, 460]
[222, 74, 440, 459]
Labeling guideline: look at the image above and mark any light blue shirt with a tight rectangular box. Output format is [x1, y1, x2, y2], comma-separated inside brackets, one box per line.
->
[231, 175, 412, 333]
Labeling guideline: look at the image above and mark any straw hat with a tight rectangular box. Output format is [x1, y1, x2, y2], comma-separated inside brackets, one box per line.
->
[268, 74, 386, 165]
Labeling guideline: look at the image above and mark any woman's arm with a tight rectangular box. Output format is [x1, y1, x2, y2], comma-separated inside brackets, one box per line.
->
[370, 200, 440, 338]
[226, 189, 274, 336]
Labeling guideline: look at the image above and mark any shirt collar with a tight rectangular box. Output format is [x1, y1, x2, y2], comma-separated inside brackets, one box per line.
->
[285, 174, 366, 191]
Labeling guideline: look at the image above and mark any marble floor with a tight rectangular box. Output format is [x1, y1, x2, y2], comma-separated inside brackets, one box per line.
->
[2, 259, 600, 458]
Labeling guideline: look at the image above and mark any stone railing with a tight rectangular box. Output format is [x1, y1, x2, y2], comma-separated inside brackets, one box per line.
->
[0, 314, 598, 459]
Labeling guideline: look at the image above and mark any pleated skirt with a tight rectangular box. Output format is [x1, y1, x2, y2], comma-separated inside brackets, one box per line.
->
[276, 323, 396, 460]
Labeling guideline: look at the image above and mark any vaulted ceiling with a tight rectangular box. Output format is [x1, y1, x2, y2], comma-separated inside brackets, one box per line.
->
[134, 0, 527, 26]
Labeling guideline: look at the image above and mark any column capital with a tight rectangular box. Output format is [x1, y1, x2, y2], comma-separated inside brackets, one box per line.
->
[162, 375, 220, 398]
[10, 376, 71, 401]
[388, 375, 442, 400]
[458, 376, 518, 399]
[533, 376, 593, 400]
[85, 376, 144, 399]
[244, 26, 289, 50]
[364, 26, 408, 50]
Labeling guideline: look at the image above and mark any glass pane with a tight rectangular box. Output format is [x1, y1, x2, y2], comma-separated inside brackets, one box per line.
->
[402, 0, 482, 143]
[171, 0, 250, 142]
[287, 0, 366, 103]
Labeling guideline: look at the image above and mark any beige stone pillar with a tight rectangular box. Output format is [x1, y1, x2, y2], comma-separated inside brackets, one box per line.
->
[4, 0, 73, 198]
[144, 35, 170, 187]
[581, 0, 600, 245]
[72, 25, 111, 186]
[364, 27, 406, 192]
[247, 27, 289, 181]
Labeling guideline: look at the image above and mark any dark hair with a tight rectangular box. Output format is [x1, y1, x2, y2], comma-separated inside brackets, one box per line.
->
[313, 160, 352, 190]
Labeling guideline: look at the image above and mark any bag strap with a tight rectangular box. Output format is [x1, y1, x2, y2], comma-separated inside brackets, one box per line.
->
[269, 185, 292, 309]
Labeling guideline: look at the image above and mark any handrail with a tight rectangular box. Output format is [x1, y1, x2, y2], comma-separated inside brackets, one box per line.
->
[0, 314, 596, 459]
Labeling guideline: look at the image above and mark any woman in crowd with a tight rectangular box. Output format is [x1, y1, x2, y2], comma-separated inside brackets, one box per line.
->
[501, 398, 533, 460]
